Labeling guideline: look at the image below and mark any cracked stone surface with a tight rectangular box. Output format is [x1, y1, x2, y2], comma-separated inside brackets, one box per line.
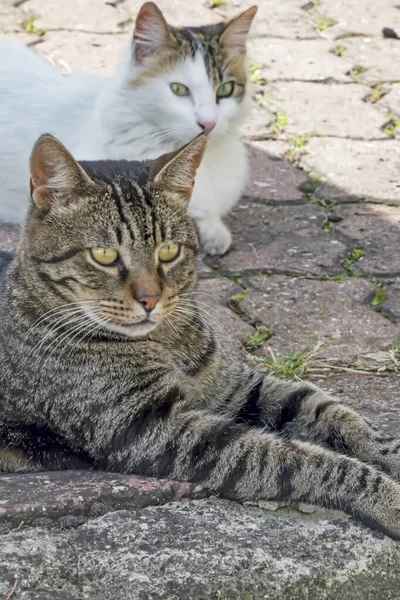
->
[1, 498, 400, 600]
[334, 204, 400, 276]
[240, 274, 399, 362]
[214, 201, 349, 275]
[318, 0, 400, 38]
[248, 37, 354, 82]
[343, 37, 400, 84]
[381, 278, 400, 323]
[262, 81, 386, 138]
[244, 141, 309, 202]
[300, 138, 400, 204]
[196, 277, 254, 346]
[0, 0, 400, 598]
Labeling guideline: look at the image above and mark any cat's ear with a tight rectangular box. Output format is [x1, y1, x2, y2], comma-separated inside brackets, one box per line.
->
[220, 5, 257, 53]
[133, 2, 173, 64]
[30, 134, 95, 214]
[151, 134, 207, 204]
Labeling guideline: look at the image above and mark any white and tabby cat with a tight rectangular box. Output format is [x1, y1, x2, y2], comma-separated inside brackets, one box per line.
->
[0, 2, 257, 255]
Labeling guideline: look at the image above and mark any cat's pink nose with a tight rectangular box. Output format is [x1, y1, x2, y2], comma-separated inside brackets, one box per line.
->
[198, 121, 216, 134]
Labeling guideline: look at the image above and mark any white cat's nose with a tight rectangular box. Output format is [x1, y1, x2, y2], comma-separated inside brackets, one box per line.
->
[198, 121, 216, 134]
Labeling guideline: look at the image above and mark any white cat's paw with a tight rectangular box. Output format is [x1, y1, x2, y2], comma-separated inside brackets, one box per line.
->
[198, 219, 232, 256]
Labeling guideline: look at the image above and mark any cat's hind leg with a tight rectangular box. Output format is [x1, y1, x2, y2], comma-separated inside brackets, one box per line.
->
[118, 410, 400, 540]
[243, 374, 400, 481]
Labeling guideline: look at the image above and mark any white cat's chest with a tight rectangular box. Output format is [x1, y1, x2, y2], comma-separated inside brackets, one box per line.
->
[191, 136, 248, 215]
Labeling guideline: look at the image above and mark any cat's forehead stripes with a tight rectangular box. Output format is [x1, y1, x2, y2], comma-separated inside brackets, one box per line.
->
[174, 24, 245, 87]
[76, 158, 200, 254]
[178, 26, 222, 76]
[107, 177, 160, 245]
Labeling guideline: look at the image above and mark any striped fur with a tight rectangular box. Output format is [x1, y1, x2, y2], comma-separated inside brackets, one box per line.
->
[1, 136, 400, 539]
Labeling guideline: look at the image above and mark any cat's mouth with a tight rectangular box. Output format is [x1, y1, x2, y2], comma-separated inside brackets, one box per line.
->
[99, 316, 159, 338]
[84, 307, 160, 338]
[109, 317, 151, 328]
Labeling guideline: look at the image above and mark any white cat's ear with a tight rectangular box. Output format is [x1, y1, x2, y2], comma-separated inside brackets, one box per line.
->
[151, 134, 207, 204]
[220, 5, 257, 52]
[30, 134, 95, 214]
[133, 2, 173, 63]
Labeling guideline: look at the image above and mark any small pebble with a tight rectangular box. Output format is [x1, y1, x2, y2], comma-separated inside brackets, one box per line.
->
[382, 27, 399, 39]
[327, 213, 343, 223]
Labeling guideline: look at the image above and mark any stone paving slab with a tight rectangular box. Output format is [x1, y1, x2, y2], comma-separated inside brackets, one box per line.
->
[263, 81, 385, 138]
[382, 83, 400, 121]
[9, 0, 222, 34]
[240, 274, 399, 362]
[231, 0, 319, 40]
[248, 37, 353, 82]
[196, 277, 254, 347]
[0, 471, 203, 529]
[342, 37, 400, 85]
[300, 138, 400, 204]
[31, 31, 130, 77]
[269, 81, 387, 139]
[382, 278, 400, 323]
[214, 202, 348, 275]
[2, 0, 318, 41]
[334, 204, 400, 276]
[244, 141, 310, 202]
[1, 498, 399, 600]
[26, 0, 133, 32]
[315, 0, 400, 38]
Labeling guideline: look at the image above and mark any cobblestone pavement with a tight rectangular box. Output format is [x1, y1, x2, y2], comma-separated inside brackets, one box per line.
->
[0, 1, 399, 598]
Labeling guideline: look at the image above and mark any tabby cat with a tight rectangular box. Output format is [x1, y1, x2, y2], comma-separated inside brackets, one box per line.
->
[0, 2, 257, 255]
[0, 133, 400, 539]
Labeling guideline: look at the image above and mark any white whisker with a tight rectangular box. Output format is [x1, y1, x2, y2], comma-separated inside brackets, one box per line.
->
[25, 300, 97, 341]
[32, 313, 90, 361]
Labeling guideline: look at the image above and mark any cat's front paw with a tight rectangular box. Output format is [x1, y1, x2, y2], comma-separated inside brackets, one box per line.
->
[198, 218, 232, 256]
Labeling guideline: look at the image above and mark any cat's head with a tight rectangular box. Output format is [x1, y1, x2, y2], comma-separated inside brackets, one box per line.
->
[21, 133, 207, 339]
[125, 2, 257, 143]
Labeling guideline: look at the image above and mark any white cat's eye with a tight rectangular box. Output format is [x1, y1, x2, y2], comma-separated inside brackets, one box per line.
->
[90, 247, 118, 266]
[216, 81, 235, 99]
[158, 244, 180, 263]
[171, 82, 189, 97]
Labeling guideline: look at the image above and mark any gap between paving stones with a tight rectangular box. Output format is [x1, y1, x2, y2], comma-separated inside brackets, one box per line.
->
[198, 269, 400, 366]
[247, 135, 392, 143]
[243, 194, 399, 207]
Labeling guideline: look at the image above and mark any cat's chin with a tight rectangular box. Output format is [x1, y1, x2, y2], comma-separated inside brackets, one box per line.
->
[103, 320, 159, 339]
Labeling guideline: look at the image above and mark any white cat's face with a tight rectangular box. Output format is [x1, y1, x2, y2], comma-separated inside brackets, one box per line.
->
[134, 51, 249, 144]
[125, 2, 257, 147]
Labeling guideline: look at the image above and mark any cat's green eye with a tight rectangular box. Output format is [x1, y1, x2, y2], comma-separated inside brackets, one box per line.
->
[90, 247, 118, 266]
[171, 82, 189, 97]
[158, 244, 180, 263]
[216, 81, 235, 99]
